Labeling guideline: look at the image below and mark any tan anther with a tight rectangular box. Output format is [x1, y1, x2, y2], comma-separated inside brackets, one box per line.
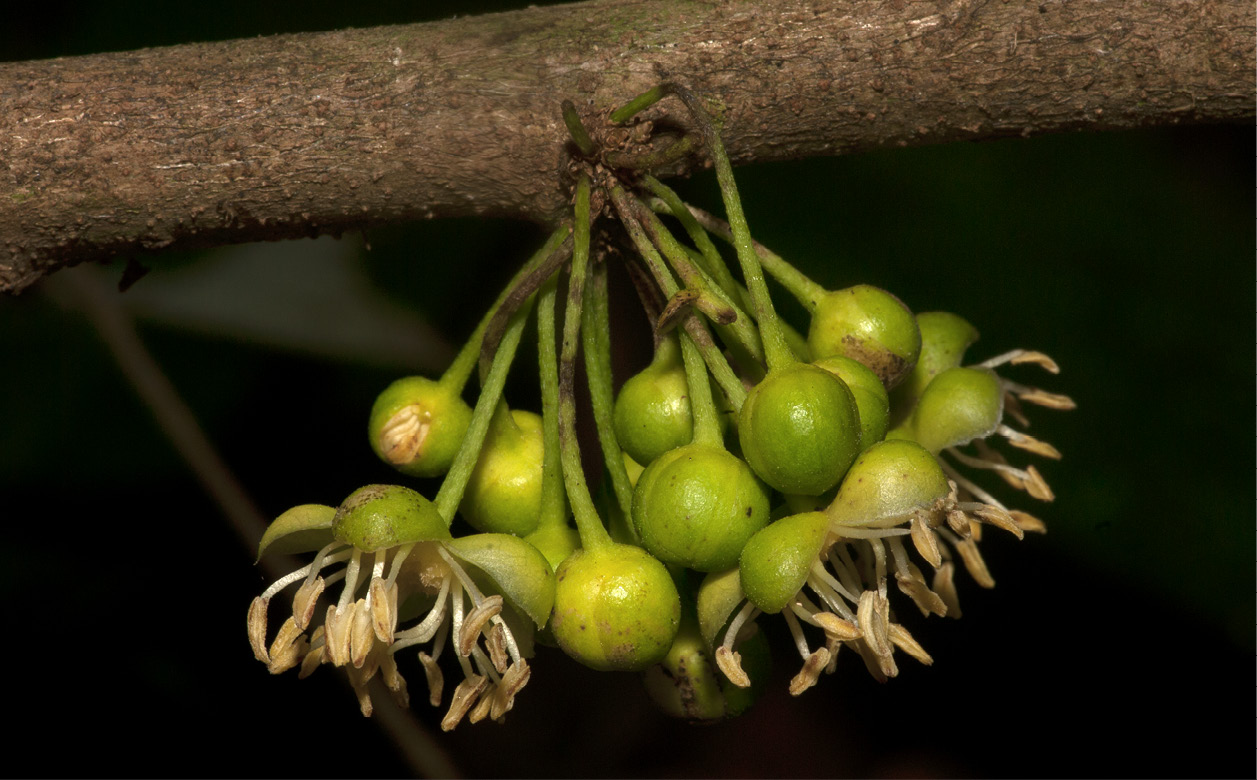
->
[353, 682, 374, 717]
[970, 504, 1024, 540]
[1008, 349, 1060, 373]
[418, 652, 445, 707]
[380, 404, 430, 466]
[1017, 388, 1076, 410]
[324, 605, 353, 667]
[369, 577, 398, 644]
[268, 625, 309, 675]
[486, 623, 509, 675]
[247, 597, 271, 663]
[975, 440, 1026, 490]
[857, 591, 893, 662]
[490, 660, 530, 721]
[896, 567, 948, 617]
[788, 647, 832, 696]
[813, 611, 862, 643]
[910, 516, 943, 568]
[953, 537, 996, 588]
[1022, 465, 1055, 501]
[299, 626, 326, 679]
[350, 598, 375, 668]
[888, 623, 933, 665]
[715, 646, 751, 688]
[1003, 428, 1062, 460]
[1009, 510, 1047, 534]
[853, 638, 893, 682]
[458, 595, 504, 657]
[946, 507, 971, 536]
[1003, 392, 1031, 428]
[441, 675, 489, 732]
[381, 652, 410, 708]
[291, 576, 325, 631]
[468, 688, 494, 724]
[932, 562, 963, 618]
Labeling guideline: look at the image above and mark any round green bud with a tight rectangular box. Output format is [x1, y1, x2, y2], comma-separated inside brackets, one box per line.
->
[549, 543, 681, 672]
[631, 443, 771, 572]
[738, 511, 830, 614]
[909, 366, 1003, 454]
[368, 377, 473, 478]
[524, 523, 581, 573]
[891, 311, 981, 423]
[613, 338, 695, 467]
[807, 285, 922, 390]
[738, 363, 861, 496]
[332, 484, 450, 552]
[813, 355, 890, 451]
[642, 612, 770, 721]
[824, 440, 950, 529]
[460, 407, 545, 536]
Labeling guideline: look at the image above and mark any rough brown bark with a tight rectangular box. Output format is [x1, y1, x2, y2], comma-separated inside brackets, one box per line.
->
[2, 0, 1252, 294]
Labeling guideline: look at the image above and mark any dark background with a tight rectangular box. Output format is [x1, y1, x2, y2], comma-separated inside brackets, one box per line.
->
[2, 2, 1251, 777]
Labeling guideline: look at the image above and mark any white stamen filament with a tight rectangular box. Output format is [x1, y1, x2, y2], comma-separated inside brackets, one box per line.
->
[806, 576, 855, 621]
[438, 546, 486, 604]
[385, 542, 416, 589]
[489, 616, 523, 666]
[869, 538, 889, 600]
[337, 548, 363, 612]
[391, 576, 451, 652]
[940, 457, 1009, 510]
[809, 560, 859, 608]
[947, 446, 1033, 483]
[470, 646, 502, 684]
[721, 600, 759, 654]
[886, 537, 912, 578]
[828, 546, 866, 598]
[781, 607, 812, 661]
[450, 584, 475, 679]
[260, 549, 351, 600]
[829, 525, 912, 539]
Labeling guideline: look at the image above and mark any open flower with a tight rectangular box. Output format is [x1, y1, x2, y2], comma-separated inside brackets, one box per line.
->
[247, 485, 554, 729]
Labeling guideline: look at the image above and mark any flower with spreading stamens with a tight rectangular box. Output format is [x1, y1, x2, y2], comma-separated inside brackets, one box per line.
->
[247, 485, 554, 729]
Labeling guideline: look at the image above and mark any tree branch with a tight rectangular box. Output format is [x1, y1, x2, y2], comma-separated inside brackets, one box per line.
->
[2, 0, 1251, 294]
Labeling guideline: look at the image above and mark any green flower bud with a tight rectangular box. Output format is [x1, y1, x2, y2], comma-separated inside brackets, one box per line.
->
[891, 311, 980, 423]
[813, 354, 890, 451]
[631, 443, 771, 572]
[908, 366, 1003, 454]
[549, 543, 681, 672]
[524, 523, 581, 573]
[368, 377, 473, 478]
[332, 484, 451, 551]
[807, 284, 921, 390]
[256, 504, 336, 561]
[738, 363, 861, 496]
[738, 511, 830, 614]
[460, 406, 545, 536]
[825, 440, 950, 529]
[443, 533, 556, 628]
[613, 337, 694, 467]
[642, 610, 769, 721]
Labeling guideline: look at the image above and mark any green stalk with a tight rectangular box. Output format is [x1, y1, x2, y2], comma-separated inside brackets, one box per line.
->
[558, 175, 612, 551]
[561, 100, 597, 156]
[669, 201, 827, 311]
[642, 176, 750, 313]
[678, 331, 722, 447]
[535, 275, 568, 530]
[609, 85, 666, 123]
[608, 185, 748, 411]
[581, 259, 636, 528]
[438, 223, 570, 394]
[665, 84, 795, 371]
[632, 194, 763, 365]
[433, 296, 535, 522]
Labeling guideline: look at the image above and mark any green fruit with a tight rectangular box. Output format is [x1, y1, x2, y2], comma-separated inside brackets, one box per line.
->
[549, 543, 681, 672]
[460, 406, 545, 536]
[331, 484, 451, 552]
[907, 366, 1003, 454]
[368, 377, 473, 478]
[824, 440, 950, 529]
[642, 610, 770, 721]
[738, 511, 830, 614]
[738, 363, 861, 496]
[807, 285, 921, 390]
[613, 337, 694, 467]
[524, 523, 581, 573]
[891, 311, 981, 424]
[631, 443, 771, 572]
[813, 355, 890, 450]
